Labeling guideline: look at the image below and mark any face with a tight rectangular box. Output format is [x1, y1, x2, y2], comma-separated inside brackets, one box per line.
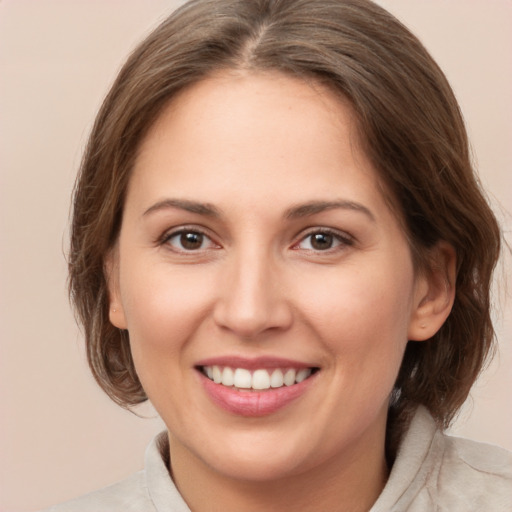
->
[108, 72, 434, 484]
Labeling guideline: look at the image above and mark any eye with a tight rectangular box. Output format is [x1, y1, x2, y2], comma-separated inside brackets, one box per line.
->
[295, 229, 353, 252]
[163, 229, 217, 252]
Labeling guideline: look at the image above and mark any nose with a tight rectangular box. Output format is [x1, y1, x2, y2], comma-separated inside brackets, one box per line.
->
[212, 249, 293, 339]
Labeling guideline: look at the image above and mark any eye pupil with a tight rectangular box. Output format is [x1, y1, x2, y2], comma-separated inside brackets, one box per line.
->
[311, 233, 333, 250]
[180, 232, 203, 250]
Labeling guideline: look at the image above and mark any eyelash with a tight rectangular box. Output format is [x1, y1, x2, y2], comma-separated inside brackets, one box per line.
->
[159, 227, 218, 253]
[158, 227, 354, 254]
[292, 228, 354, 253]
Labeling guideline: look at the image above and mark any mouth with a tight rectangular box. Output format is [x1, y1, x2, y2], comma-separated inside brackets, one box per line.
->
[195, 357, 320, 416]
[198, 365, 320, 391]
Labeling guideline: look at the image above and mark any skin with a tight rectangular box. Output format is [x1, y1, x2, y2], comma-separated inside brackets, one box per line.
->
[108, 71, 455, 512]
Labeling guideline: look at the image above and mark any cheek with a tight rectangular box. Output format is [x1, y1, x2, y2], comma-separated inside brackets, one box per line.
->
[119, 261, 215, 357]
[305, 265, 413, 336]
[298, 259, 415, 383]
[118, 263, 218, 410]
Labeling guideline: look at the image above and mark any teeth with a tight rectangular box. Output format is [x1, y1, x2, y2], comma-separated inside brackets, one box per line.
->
[212, 366, 222, 384]
[296, 368, 311, 383]
[233, 368, 252, 388]
[270, 369, 284, 388]
[221, 367, 234, 386]
[203, 366, 314, 390]
[252, 369, 270, 390]
[283, 369, 296, 386]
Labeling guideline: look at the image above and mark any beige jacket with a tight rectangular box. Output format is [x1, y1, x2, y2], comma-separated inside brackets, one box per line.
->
[43, 407, 512, 511]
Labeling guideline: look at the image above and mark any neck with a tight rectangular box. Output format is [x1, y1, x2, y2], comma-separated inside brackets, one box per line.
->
[168, 425, 389, 512]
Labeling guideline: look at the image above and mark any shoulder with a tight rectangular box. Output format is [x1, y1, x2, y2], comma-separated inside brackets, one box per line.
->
[40, 470, 153, 512]
[372, 407, 512, 512]
[432, 433, 512, 510]
[39, 431, 191, 512]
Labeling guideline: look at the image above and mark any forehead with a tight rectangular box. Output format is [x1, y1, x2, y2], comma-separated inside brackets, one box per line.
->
[137, 72, 360, 161]
[128, 71, 394, 223]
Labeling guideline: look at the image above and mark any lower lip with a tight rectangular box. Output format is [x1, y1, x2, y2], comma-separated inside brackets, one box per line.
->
[199, 371, 317, 417]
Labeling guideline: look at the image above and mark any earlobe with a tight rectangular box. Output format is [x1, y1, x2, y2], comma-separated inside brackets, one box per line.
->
[408, 242, 456, 341]
[104, 249, 128, 330]
[109, 303, 127, 330]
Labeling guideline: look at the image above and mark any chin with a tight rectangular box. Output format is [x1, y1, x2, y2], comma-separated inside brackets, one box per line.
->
[174, 425, 320, 483]
[206, 449, 312, 483]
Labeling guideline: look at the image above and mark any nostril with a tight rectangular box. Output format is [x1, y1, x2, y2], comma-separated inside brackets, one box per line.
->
[213, 294, 293, 339]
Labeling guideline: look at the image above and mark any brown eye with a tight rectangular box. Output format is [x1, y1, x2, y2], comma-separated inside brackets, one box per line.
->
[310, 232, 334, 250]
[180, 232, 204, 250]
[295, 229, 352, 252]
[165, 230, 214, 251]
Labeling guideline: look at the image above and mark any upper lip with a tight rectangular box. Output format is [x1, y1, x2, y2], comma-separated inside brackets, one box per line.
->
[195, 355, 318, 370]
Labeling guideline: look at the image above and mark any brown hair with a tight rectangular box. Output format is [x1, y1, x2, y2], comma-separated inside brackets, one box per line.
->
[69, 0, 501, 440]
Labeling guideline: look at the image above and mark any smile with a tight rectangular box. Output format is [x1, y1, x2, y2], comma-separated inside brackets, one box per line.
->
[197, 360, 320, 416]
[201, 366, 316, 390]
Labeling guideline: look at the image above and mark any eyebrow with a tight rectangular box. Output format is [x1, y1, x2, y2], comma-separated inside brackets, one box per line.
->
[285, 200, 375, 222]
[142, 198, 375, 222]
[143, 199, 221, 217]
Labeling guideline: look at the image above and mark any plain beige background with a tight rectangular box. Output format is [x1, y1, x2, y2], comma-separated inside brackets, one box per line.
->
[0, 1, 510, 511]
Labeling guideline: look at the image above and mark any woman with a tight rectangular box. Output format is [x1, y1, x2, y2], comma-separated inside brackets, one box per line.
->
[48, 0, 511, 510]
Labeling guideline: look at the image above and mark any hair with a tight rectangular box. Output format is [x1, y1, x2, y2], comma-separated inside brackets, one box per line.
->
[69, 0, 501, 449]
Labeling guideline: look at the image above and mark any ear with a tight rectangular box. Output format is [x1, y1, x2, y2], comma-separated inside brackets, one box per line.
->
[408, 242, 456, 341]
[104, 247, 128, 330]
